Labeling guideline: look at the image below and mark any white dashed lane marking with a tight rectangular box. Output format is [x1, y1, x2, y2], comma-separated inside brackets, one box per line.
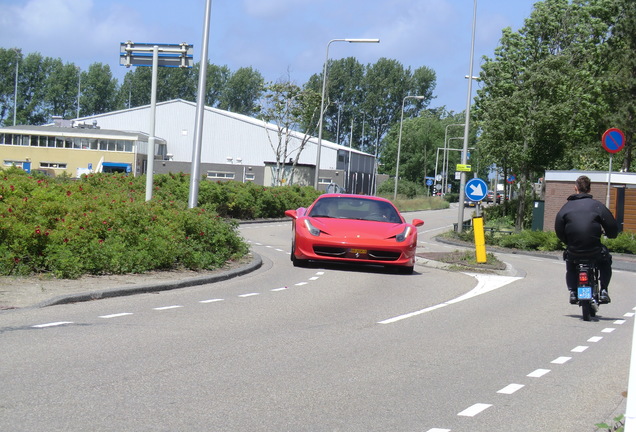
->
[32, 321, 73, 328]
[153, 305, 183, 311]
[99, 313, 133, 319]
[527, 369, 551, 378]
[497, 383, 524, 394]
[458, 403, 492, 417]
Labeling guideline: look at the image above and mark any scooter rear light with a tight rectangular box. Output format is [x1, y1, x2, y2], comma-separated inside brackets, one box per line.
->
[578, 272, 589, 283]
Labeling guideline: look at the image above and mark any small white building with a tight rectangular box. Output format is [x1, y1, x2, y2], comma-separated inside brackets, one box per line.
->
[78, 99, 376, 193]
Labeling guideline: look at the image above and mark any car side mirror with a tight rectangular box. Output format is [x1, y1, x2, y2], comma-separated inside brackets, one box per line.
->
[412, 219, 424, 227]
[284, 209, 298, 219]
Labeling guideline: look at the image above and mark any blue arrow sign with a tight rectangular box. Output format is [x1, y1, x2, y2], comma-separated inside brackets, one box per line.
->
[465, 178, 488, 202]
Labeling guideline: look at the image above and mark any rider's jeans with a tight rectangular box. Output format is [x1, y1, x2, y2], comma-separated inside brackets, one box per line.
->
[565, 248, 613, 292]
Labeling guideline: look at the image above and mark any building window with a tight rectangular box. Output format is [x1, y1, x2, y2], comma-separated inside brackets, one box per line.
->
[245, 173, 255, 181]
[206, 171, 235, 179]
[3, 160, 24, 168]
[39, 162, 67, 169]
[318, 177, 332, 185]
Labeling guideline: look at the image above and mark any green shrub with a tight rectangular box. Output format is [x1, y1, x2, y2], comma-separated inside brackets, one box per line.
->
[377, 178, 424, 199]
[603, 232, 636, 254]
[494, 230, 562, 251]
[0, 170, 253, 278]
[0, 169, 323, 278]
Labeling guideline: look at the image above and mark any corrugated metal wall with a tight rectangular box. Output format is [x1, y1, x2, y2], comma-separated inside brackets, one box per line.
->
[79, 99, 365, 171]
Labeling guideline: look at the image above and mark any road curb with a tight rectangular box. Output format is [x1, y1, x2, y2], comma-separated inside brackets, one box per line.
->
[32, 253, 263, 309]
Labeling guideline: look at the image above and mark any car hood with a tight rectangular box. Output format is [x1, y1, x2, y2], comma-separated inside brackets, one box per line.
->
[308, 217, 406, 239]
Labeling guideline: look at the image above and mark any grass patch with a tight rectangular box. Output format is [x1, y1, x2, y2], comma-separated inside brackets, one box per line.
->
[380, 195, 450, 212]
[418, 250, 506, 273]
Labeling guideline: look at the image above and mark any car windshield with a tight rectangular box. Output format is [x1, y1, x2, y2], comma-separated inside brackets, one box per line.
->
[308, 197, 401, 223]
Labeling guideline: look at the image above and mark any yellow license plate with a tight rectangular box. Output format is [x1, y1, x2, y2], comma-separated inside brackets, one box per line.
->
[350, 248, 368, 254]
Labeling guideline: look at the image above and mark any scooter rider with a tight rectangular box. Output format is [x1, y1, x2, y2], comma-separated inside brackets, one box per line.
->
[554, 175, 619, 304]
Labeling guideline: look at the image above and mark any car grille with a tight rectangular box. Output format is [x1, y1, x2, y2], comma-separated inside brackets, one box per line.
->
[313, 246, 401, 261]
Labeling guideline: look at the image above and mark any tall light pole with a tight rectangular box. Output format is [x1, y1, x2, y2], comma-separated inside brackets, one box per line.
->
[76, 66, 81, 118]
[457, 0, 478, 232]
[394, 95, 425, 201]
[188, 0, 212, 208]
[13, 48, 20, 126]
[443, 123, 464, 195]
[314, 38, 380, 189]
[372, 121, 387, 196]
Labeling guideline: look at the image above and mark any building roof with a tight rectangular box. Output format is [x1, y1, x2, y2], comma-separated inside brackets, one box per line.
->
[546, 170, 636, 186]
[0, 124, 166, 144]
[79, 99, 370, 156]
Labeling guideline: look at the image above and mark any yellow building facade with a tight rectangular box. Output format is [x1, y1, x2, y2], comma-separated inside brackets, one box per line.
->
[0, 122, 166, 177]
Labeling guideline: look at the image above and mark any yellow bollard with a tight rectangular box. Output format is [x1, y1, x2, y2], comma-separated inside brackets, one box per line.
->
[472, 216, 487, 263]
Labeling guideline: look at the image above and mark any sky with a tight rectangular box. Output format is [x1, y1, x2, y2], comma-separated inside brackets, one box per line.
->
[0, 0, 539, 113]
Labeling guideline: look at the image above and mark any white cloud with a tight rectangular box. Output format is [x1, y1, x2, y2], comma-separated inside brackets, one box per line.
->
[0, 0, 146, 70]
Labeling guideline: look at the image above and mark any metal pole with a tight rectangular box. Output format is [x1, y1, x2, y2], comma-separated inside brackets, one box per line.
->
[348, 117, 353, 192]
[606, 155, 613, 208]
[314, 38, 380, 189]
[457, 0, 477, 232]
[443, 124, 464, 196]
[13, 49, 19, 126]
[188, 0, 212, 208]
[77, 67, 81, 118]
[314, 41, 335, 190]
[394, 98, 407, 201]
[145, 46, 159, 201]
[394, 96, 424, 201]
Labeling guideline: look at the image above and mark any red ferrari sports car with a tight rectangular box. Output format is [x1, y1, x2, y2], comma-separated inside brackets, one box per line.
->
[284, 194, 424, 274]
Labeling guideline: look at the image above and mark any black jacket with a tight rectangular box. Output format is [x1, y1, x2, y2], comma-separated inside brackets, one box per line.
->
[554, 193, 619, 255]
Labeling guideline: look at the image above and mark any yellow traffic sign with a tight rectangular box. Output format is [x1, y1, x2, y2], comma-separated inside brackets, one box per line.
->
[456, 164, 472, 172]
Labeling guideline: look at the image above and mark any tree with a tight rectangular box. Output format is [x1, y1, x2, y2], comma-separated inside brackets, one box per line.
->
[19, 52, 51, 125]
[0, 48, 21, 126]
[44, 60, 81, 119]
[219, 66, 264, 116]
[474, 0, 618, 229]
[301, 57, 436, 159]
[80, 63, 118, 116]
[603, 0, 635, 171]
[259, 81, 320, 186]
[202, 63, 231, 107]
[382, 111, 467, 187]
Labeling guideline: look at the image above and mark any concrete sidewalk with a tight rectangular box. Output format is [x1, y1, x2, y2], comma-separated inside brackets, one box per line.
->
[0, 254, 262, 311]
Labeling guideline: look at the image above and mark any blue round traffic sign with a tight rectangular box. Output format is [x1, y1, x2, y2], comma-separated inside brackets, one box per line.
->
[602, 128, 625, 154]
[465, 178, 488, 202]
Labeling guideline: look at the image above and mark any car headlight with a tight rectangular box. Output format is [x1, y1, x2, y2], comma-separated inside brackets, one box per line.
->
[303, 219, 321, 236]
[396, 226, 412, 242]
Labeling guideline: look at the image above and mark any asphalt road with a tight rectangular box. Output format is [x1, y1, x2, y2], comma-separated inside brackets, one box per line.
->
[0, 206, 633, 431]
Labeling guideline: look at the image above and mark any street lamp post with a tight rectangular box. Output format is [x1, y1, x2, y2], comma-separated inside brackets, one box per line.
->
[457, 0, 478, 232]
[443, 123, 464, 195]
[314, 38, 380, 190]
[76, 67, 81, 118]
[394, 95, 425, 201]
[371, 121, 387, 196]
[13, 49, 20, 126]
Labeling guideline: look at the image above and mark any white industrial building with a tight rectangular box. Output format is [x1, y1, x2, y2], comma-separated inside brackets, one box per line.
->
[78, 99, 377, 193]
